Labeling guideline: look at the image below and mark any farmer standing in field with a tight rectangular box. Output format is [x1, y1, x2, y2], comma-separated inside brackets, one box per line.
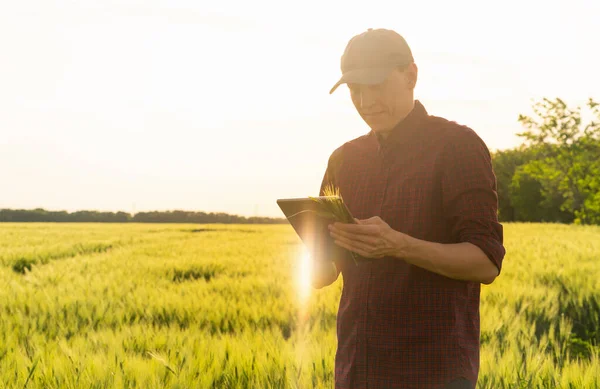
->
[313, 28, 506, 389]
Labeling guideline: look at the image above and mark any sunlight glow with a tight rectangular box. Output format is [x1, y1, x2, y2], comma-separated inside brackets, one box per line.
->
[2, 2, 598, 217]
[297, 250, 312, 307]
[294, 249, 312, 381]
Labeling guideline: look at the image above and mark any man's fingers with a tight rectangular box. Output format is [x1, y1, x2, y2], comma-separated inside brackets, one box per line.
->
[331, 229, 378, 245]
[331, 223, 379, 236]
[332, 233, 387, 259]
[331, 232, 374, 253]
[362, 216, 381, 224]
[333, 239, 371, 258]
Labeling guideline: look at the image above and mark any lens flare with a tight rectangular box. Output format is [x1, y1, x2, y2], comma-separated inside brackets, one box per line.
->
[297, 250, 312, 306]
[295, 249, 312, 377]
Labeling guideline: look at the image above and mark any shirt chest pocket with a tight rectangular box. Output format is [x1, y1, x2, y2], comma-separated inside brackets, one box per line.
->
[336, 162, 387, 220]
[383, 169, 439, 238]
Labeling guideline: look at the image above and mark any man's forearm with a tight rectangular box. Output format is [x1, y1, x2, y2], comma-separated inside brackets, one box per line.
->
[394, 232, 499, 284]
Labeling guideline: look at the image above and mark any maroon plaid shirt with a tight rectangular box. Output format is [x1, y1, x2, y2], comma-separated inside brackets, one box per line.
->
[319, 100, 505, 389]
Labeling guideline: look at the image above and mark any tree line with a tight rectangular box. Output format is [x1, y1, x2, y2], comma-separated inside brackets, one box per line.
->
[1, 97, 598, 225]
[0, 209, 287, 224]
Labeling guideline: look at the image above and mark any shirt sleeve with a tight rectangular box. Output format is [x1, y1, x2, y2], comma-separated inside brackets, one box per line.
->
[440, 127, 506, 273]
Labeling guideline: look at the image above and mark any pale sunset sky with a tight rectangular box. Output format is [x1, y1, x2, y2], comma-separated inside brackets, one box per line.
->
[1, 0, 598, 218]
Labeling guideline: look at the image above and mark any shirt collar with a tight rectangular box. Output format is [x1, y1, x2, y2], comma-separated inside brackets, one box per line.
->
[370, 99, 428, 148]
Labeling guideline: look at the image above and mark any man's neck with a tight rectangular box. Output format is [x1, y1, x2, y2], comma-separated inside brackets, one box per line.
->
[377, 130, 391, 140]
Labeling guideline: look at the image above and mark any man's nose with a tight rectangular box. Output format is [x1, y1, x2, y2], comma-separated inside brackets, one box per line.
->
[359, 89, 376, 109]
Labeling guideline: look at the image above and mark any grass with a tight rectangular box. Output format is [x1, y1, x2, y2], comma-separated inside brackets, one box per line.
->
[0, 222, 599, 388]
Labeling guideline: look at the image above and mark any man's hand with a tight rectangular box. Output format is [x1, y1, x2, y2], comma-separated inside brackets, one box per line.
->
[311, 260, 338, 289]
[331, 215, 499, 284]
[329, 216, 406, 259]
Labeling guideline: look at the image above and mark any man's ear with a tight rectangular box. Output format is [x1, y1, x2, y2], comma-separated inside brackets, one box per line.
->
[406, 63, 418, 89]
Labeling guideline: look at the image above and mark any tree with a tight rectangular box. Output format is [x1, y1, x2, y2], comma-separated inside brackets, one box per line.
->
[491, 146, 537, 221]
[515, 97, 600, 224]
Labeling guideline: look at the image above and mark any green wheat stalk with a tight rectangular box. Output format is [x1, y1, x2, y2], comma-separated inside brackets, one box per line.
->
[308, 184, 355, 224]
[309, 184, 360, 265]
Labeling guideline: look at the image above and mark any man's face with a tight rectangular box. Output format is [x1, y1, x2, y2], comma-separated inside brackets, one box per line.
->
[348, 65, 416, 133]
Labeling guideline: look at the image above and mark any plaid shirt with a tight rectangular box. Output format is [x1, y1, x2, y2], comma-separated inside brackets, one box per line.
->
[319, 100, 505, 389]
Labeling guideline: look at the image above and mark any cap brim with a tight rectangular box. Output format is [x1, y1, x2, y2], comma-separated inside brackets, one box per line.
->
[329, 67, 395, 94]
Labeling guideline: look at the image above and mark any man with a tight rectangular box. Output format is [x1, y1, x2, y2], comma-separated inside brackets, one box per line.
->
[312, 28, 506, 389]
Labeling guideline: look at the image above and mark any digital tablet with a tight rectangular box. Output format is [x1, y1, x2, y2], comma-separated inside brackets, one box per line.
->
[277, 196, 360, 265]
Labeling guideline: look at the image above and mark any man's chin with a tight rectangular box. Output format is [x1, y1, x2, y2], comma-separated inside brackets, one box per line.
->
[363, 118, 391, 133]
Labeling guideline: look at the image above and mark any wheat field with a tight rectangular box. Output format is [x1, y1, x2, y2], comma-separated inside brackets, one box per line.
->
[0, 222, 599, 388]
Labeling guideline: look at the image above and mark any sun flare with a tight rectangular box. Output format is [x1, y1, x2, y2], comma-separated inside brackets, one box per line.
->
[297, 250, 312, 306]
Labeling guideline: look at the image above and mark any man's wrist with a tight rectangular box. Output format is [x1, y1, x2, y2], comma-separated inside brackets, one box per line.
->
[391, 230, 420, 262]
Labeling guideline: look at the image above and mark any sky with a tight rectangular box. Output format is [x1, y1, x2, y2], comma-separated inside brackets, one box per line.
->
[1, 0, 598, 218]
